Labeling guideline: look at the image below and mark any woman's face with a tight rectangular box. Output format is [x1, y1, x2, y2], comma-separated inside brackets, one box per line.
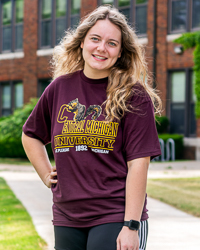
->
[81, 19, 122, 79]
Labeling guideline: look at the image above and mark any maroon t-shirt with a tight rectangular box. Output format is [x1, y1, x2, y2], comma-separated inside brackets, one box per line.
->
[23, 70, 161, 227]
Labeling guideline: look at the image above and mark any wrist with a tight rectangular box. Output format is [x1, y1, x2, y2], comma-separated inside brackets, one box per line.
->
[43, 172, 51, 188]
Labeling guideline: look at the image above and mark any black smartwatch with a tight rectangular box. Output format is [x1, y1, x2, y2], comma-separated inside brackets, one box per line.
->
[124, 220, 140, 231]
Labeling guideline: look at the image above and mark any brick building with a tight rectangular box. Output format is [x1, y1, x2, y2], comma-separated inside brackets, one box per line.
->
[0, 0, 200, 159]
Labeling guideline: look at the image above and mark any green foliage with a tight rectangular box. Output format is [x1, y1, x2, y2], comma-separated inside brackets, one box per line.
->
[0, 177, 47, 249]
[136, 0, 147, 4]
[0, 99, 53, 158]
[155, 115, 169, 134]
[0, 99, 38, 141]
[174, 31, 200, 118]
[158, 134, 184, 159]
[193, 44, 200, 117]
[174, 32, 197, 49]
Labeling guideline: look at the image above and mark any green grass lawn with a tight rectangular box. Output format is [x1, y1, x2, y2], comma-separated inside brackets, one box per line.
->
[0, 177, 47, 250]
[0, 158, 32, 165]
[147, 177, 200, 217]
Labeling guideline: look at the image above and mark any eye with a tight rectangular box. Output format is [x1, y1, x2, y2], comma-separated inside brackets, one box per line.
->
[108, 42, 117, 47]
[91, 37, 99, 42]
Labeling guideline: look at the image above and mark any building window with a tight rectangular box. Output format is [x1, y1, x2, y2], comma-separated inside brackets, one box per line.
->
[169, 0, 200, 33]
[168, 70, 196, 137]
[0, 0, 24, 53]
[192, 0, 200, 29]
[38, 79, 51, 96]
[135, 0, 148, 35]
[1, 83, 11, 116]
[39, 0, 81, 48]
[0, 81, 23, 117]
[14, 82, 23, 108]
[98, 0, 148, 36]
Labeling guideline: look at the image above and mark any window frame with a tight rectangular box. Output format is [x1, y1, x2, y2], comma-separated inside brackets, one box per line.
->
[0, 81, 12, 116]
[167, 68, 196, 137]
[168, 0, 200, 34]
[0, 80, 24, 117]
[97, 0, 148, 37]
[38, 0, 81, 49]
[0, 0, 24, 53]
[134, 0, 148, 36]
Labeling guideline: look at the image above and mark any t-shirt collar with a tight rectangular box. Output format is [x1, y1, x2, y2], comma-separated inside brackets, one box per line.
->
[80, 70, 108, 84]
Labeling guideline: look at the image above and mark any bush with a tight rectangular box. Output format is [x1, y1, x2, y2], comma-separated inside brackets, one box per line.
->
[155, 115, 169, 134]
[158, 134, 184, 159]
[0, 99, 53, 158]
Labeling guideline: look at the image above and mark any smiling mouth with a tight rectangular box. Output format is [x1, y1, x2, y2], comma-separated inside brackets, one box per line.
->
[92, 54, 107, 60]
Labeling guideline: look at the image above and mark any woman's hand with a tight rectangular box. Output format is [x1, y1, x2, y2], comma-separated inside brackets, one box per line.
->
[44, 166, 58, 188]
[116, 226, 139, 250]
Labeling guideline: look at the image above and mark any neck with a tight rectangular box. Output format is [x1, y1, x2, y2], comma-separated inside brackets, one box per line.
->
[83, 69, 109, 79]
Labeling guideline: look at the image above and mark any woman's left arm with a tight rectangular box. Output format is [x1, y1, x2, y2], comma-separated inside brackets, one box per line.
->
[116, 156, 150, 250]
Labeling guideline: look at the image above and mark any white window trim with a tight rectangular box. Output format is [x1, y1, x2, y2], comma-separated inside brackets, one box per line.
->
[138, 37, 148, 45]
[37, 48, 54, 56]
[0, 52, 24, 60]
[167, 33, 182, 42]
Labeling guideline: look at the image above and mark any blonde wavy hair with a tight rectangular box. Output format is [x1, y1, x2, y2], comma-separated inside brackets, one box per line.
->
[51, 5, 162, 122]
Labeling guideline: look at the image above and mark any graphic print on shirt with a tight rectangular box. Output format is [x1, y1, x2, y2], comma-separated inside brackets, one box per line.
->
[54, 98, 119, 154]
[66, 98, 102, 122]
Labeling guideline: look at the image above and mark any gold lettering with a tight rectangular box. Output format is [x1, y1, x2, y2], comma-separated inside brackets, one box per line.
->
[101, 122, 106, 136]
[85, 120, 92, 134]
[62, 122, 69, 133]
[108, 123, 113, 136]
[75, 137, 83, 144]
[58, 137, 64, 146]
[87, 136, 94, 145]
[81, 136, 87, 144]
[90, 121, 95, 134]
[93, 137, 98, 146]
[57, 104, 69, 123]
[97, 122, 103, 134]
[54, 137, 58, 147]
[76, 121, 85, 133]
[93, 121, 99, 134]
[69, 121, 76, 133]
[68, 136, 75, 145]
[113, 122, 119, 137]
[97, 138, 105, 147]
[105, 139, 115, 148]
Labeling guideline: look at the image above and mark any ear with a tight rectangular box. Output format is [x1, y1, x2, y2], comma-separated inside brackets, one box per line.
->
[80, 41, 84, 49]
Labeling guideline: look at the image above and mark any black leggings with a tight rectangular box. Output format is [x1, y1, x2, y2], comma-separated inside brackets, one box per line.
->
[54, 221, 148, 250]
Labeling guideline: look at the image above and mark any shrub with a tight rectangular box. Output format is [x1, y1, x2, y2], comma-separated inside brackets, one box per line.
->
[174, 32, 200, 118]
[158, 134, 184, 160]
[0, 99, 53, 158]
[155, 115, 169, 134]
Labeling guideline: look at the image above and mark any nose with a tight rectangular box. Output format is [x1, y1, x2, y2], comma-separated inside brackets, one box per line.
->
[97, 41, 106, 52]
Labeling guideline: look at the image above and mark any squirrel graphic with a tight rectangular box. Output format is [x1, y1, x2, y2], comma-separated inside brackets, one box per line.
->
[66, 98, 102, 122]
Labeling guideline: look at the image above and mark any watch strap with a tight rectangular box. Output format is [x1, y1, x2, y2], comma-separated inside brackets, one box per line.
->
[124, 220, 140, 230]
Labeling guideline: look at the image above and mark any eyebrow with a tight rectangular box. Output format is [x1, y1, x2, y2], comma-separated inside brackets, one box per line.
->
[89, 34, 120, 44]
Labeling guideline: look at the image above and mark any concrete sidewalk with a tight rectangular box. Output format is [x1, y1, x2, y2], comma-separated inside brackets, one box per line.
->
[1, 161, 200, 250]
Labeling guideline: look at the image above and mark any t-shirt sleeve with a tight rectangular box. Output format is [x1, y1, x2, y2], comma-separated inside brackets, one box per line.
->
[122, 93, 161, 161]
[22, 85, 53, 145]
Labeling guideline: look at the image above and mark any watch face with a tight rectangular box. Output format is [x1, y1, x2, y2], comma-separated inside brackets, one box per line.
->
[129, 220, 140, 230]
[124, 220, 140, 230]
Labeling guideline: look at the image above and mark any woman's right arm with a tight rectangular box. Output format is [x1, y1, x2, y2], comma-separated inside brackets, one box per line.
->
[22, 132, 57, 188]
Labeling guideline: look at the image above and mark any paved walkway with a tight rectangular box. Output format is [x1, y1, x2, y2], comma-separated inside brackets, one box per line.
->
[1, 161, 200, 250]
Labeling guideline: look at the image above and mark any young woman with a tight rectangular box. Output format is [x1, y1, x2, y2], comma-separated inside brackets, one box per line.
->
[22, 5, 161, 250]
